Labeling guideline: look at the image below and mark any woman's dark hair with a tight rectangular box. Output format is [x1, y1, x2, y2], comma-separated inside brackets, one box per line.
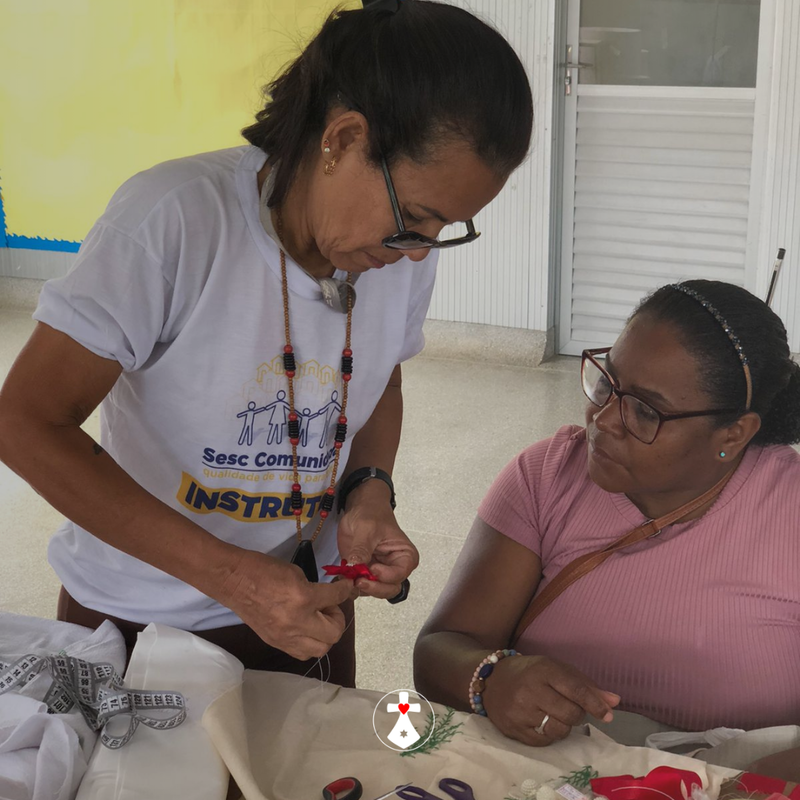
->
[242, 0, 533, 207]
[633, 280, 800, 446]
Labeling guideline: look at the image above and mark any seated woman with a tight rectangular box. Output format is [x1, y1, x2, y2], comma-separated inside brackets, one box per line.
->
[414, 280, 800, 778]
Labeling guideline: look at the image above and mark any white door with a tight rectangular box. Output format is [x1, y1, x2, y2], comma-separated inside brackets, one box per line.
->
[558, 0, 763, 355]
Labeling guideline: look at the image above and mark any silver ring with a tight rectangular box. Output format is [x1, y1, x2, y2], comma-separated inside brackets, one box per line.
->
[534, 713, 550, 736]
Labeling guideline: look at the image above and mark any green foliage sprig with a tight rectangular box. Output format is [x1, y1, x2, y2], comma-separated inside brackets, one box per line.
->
[559, 767, 599, 789]
[400, 707, 464, 758]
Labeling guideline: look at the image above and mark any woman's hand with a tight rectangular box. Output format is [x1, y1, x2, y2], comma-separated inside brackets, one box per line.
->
[482, 654, 620, 747]
[219, 549, 354, 661]
[336, 479, 419, 600]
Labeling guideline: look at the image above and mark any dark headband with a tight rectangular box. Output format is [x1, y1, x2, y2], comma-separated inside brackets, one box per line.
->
[670, 284, 753, 412]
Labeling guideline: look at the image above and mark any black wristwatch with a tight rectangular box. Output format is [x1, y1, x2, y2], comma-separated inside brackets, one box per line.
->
[337, 466, 396, 513]
[388, 578, 410, 605]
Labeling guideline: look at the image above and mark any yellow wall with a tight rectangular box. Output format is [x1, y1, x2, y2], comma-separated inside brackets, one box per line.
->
[0, 0, 354, 245]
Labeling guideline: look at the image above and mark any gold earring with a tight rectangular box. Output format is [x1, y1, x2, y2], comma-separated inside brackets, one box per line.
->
[324, 156, 337, 176]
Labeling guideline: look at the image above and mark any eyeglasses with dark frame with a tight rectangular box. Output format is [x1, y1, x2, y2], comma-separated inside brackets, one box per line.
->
[379, 156, 481, 250]
[581, 347, 740, 445]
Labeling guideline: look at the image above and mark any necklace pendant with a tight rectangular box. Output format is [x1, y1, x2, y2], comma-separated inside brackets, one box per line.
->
[290, 539, 319, 583]
[318, 278, 356, 313]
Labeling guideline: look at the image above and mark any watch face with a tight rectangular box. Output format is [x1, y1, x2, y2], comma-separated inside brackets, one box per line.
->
[388, 579, 410, 604]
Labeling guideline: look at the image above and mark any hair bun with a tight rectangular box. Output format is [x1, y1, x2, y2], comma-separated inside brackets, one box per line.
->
[759, 360, 800, 446]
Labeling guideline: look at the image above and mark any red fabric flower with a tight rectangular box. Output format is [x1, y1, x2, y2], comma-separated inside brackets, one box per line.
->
[591, 767, 702, 800]
[322, 560, 378, 581]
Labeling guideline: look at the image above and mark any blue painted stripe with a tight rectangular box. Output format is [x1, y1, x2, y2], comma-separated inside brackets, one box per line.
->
[6, 235, 82, 253]
[1, 171, 82, 252]
[0, 174, 7, 248]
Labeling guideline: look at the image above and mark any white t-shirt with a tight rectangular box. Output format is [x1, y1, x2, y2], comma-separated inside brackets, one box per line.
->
[34, 146, 437, 630]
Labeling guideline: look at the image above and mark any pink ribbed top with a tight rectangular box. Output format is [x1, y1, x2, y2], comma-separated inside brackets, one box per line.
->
[478, 425, 800, 731]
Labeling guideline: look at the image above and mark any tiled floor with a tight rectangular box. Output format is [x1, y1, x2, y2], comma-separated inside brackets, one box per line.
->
[0, 304, 585, 691]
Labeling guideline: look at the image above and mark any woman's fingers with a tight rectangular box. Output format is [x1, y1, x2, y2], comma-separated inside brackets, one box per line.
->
[277, 586, 350, 659]
[529, 711, 572, 742]
[547, 668, 615, 722]
[484, 656, 621, 750]
[353, 577, 402, 600]
[303, 583, 350, 640]
[283, 635, 337, 662]
[357, 540, 417, 597]
[312, 576, 354, 609]
[601, 690, 622, 708]
[534, 684, 590, 728]
[513, 684, 583, 745]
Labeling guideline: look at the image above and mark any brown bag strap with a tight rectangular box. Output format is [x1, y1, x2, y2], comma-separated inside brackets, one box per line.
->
[511, 468, 736, 647]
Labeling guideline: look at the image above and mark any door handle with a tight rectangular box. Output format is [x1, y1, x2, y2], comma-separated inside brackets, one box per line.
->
[561, 45, 592, 94]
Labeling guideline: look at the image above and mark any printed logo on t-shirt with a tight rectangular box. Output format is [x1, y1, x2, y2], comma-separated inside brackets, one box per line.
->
[177, 356, 343, 523]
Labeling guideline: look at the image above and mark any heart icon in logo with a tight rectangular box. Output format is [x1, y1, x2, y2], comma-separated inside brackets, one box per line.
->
[398, 703, 410, 715]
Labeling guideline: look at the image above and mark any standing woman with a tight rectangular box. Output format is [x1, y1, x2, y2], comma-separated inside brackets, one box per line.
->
[0, 0, 533, 686]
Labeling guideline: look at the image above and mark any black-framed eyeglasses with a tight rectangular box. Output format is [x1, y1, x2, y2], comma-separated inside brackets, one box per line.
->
[581, 347, 739, 445]
[379, 157, 481, 250]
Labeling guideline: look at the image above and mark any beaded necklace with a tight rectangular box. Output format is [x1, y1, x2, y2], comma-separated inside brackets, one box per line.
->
[277, 208, 354, 582]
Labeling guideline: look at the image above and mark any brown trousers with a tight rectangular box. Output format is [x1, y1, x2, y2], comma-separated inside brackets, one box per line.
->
[57, 587, 356, 688]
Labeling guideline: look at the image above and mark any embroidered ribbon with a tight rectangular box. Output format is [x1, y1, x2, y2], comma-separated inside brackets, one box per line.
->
[591, 767, 703, 800]
[322, 560, 378, 581]
[0, 653, 186, 749]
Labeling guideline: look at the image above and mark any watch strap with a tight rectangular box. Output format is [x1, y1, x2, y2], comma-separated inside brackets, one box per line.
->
[387, 578, 410, 605]
[338, 467, 396, 513]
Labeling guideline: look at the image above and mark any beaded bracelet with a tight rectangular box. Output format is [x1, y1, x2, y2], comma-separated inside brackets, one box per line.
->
[468, 648, 519, 716]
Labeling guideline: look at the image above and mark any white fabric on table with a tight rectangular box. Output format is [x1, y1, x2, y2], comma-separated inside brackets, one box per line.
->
[0, 613, 126, 800]
[0, 694, 84, 800]
[76, 623, 243, 800]
[594, 709, 800, 768]
[201, 671, 740, 800]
